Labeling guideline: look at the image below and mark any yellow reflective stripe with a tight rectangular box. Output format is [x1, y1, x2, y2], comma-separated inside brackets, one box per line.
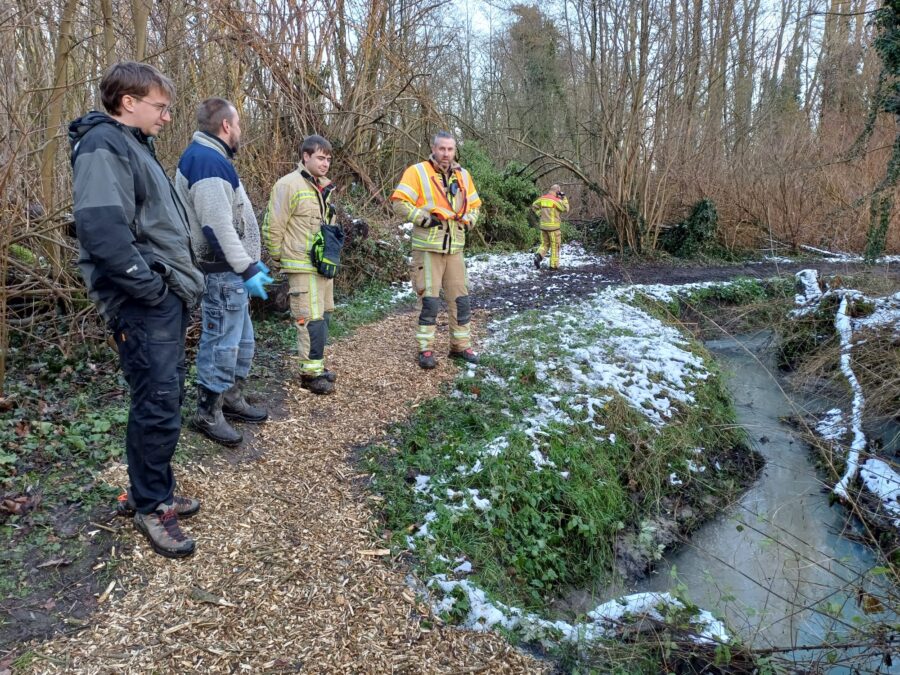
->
[309, 273, 321, 320]
[424, 252, 433, 295]
[415, 164, 436, 211]
[289, 190, 318, 210]
[299, 359, 324, 374]
[281, 258, 316, 271]
[416, 325, 435, 350]
[393, 183, 419, 202]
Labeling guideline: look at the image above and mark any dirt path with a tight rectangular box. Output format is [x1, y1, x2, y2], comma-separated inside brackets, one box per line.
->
[21, 312, 548, 673]
[474, 258, 900, 314]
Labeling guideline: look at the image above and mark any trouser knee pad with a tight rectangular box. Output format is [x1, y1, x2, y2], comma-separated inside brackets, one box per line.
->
[307, 319, 328, 361]
[455, 295, 471, 325]
[419, 296, 440, 326]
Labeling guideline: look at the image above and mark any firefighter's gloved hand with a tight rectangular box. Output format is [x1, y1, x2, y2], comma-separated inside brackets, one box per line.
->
[426, 215, 444, 228]
[244, 270, 274, 300]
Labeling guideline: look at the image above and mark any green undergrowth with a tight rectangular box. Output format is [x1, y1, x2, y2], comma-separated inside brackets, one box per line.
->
[254, 280, 412, 352]
[0, 336, 124, 600]
[637, 277, 795, 337]
[366, 302, 748, 616]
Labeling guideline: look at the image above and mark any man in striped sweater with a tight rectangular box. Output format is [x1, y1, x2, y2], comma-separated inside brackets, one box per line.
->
[175, 98, 272, 446]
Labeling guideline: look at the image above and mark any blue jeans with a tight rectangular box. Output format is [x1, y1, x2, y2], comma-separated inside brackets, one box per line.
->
[113, 291, 189, 513]
[196, 271, 255, 393]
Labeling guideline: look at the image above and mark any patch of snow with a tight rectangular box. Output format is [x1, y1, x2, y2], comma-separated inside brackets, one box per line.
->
[833, 295, 868, 499]
[453, 560, 473, 574]
[815, 408, 847, 441]
[429, 576, 729, 644]
[465, 243, 609, 291]
[860, 459, 900, 528]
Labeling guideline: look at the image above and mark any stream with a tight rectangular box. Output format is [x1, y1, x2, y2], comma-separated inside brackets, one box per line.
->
[577, 331, 898, 671]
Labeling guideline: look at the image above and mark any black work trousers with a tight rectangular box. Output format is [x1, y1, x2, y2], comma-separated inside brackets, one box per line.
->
[112, 291, 189, 514]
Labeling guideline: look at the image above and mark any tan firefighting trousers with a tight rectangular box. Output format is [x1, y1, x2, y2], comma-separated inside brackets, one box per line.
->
[410, 250, 472, 352]
[287, 272, 334, 376]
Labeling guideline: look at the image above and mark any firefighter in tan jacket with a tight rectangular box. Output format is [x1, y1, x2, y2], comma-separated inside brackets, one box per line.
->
[531, 184, 569, 270]
[263, 135, 342, 395]
[390, 131, 483, 369]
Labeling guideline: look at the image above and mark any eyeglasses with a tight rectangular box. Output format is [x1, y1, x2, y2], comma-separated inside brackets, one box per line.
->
[132, 97, 174, 116]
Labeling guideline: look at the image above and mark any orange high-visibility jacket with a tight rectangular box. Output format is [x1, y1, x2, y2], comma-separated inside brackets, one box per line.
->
[391, 159, 482, 254]
[531, 193, 569, 231]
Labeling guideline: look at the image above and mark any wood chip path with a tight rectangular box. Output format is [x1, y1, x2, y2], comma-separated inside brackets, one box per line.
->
[25, 311, 549, 673]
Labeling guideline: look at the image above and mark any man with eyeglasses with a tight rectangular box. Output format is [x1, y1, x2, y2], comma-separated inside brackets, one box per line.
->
[69, 61, 205, 559]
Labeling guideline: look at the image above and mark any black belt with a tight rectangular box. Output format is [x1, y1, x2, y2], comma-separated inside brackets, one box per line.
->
[199, 261, 232, 273]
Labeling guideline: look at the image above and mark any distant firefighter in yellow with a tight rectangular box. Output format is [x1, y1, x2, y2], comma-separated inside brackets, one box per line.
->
[531, 184, 569, 270]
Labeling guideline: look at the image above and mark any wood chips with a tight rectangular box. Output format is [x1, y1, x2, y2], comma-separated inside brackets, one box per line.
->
[24, 311, 549, 673]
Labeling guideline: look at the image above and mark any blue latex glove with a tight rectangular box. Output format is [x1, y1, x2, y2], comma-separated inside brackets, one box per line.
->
[244, 270, 273, 300]
[257, 261, 270, 275]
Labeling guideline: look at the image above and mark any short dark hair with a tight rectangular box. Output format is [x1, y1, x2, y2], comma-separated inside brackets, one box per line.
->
[301, 135, 332, 159]
[197, 98, 236, 135]
[431, 130, 455, 146]
[100, 61, 175, 115]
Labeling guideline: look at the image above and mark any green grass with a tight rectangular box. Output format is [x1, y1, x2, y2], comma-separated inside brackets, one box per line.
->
[253, 281, 412, 352]
[367, 300, 748, 613]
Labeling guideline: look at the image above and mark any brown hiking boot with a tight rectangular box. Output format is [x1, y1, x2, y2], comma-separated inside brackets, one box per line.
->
[222, 377, 268, 423]
[449, 348, 480, 365]
[133, 503, 195, 559]
[301, 373, 335, 395]
[417, 350, 437, 369]
[116, 490, 200, 519]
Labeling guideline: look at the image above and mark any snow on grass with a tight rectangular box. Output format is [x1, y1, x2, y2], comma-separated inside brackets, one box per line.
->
[404, 278, 737, 648]
[859, 459, 900, 529]
[488, 283, 712, 428]
[381, 241, 610, 306]
[465, 242, 608, 290]
[795, 270, 900, 523]
[428, 576, 729, 644]
[816, 408, 847, 441]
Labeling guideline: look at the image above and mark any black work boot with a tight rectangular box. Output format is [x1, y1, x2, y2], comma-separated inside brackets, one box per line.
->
[301, 373, 335, 395]
[117, 489, 200, 519]
[192, 386, 243, 446]
[222, 377, 268, 422]
[418, 350, 437, 369]
[449, 347, 480, 365]
[133, 502, 195, 559]
[533, 253, 543, 270]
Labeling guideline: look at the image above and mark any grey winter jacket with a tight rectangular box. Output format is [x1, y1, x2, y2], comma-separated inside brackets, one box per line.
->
[174, 131, 262, 279]
[69, 112, 204, 324]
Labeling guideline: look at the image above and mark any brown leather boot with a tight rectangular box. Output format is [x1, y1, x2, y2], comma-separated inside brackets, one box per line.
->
[222, 377, 268, 422]
[133, 502, 195, 559]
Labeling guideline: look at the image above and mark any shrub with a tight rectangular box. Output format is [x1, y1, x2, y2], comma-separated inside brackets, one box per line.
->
[660, 199, 719, 257]
[458, 142, 540, 250]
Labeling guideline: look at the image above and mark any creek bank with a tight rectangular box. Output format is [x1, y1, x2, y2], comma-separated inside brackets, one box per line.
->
[576, 331, 895, 670]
